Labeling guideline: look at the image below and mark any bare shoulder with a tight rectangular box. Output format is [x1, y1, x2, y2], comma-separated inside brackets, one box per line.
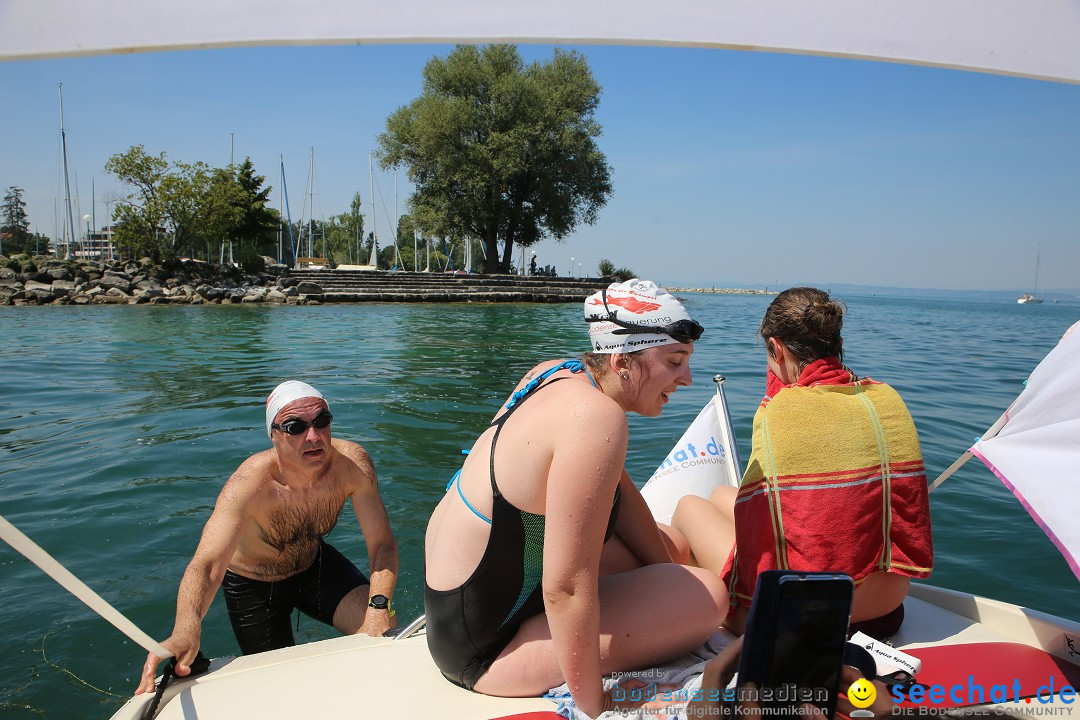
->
[329, 438, 377, 486]
[217, 449, 277, 509]
[510, 358, 569, 391]
[526, 357, 568, 377]
[547, 376, 628, 435]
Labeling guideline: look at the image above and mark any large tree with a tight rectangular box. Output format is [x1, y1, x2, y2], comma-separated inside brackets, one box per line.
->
[324, 192, 367, 265]
[2, 186, 31, 254]
[377, 44, 612, 273]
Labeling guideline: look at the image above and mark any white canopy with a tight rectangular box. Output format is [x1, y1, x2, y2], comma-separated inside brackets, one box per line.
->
[2, 0, 1079, 84]
[972, 328, 1080, 581]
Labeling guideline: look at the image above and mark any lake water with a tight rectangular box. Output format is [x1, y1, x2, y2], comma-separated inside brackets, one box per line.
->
[1, 293, 1078, 718]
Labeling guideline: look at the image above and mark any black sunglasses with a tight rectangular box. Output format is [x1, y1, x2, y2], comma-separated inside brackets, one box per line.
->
[272, 410, 333, 436]
[586, 288, 704, 344]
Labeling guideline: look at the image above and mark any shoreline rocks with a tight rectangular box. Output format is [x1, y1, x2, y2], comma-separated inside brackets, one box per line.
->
[0, 255, 298, 307]
[1, 254, 761, 307]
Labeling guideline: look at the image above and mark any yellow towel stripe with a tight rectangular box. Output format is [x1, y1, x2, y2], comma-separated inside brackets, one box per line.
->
[760, 405, 789, 569]
[855, 387, 893, 570]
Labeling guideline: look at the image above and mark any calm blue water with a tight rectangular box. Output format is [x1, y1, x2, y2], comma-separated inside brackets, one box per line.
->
[1, 294, 1077, 718]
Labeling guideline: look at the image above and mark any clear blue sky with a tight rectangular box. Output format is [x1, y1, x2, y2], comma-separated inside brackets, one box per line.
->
[2, 43, 1078, 292]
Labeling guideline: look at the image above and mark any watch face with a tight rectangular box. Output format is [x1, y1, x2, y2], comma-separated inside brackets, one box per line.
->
[368, 594, 390, 609]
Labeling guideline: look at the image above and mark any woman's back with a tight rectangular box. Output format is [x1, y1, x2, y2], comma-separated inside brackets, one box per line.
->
[425, 359, 625, 592]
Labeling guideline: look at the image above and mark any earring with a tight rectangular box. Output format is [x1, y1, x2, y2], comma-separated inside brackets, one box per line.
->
[619, 371, 629, 380]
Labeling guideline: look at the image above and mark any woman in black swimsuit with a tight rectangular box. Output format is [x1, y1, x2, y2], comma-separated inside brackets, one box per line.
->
[424, 279, 729, 718]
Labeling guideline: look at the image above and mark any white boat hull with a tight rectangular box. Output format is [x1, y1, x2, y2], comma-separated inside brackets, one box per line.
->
[110, 583, 1080, 720]
[110, 632, 556, 720]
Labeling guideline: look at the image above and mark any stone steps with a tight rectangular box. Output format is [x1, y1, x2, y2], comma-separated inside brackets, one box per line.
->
[286, 269, 605, 303]
[306, 290, 590, 304]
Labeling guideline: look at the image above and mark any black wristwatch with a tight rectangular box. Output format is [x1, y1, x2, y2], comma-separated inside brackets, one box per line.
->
[368, 594, 391, 610]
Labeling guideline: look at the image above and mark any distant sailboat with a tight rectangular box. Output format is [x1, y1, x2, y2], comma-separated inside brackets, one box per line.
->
[1017, 245, 1044, 304]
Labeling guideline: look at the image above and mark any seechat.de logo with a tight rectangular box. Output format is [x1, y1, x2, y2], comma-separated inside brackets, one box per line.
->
[656, 436, 727, 471]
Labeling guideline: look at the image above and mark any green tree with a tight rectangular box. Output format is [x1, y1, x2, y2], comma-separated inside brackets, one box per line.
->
[324, 192, 367, 265]
[1, 186, 31, 255]
[597, 258, 615, 277]
[106, 147, 277, 266]
[225, 159, 277, 269]
[231, 160, 278, 253]
[377, 44, 612, 274]
[105, 146, 170, 261]
[159, 160, 217, 259]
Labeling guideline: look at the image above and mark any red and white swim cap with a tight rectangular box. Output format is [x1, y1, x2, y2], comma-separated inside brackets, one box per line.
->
[583, 279, 695, 354]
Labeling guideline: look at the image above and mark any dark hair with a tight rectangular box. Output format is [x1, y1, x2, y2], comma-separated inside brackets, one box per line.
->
[760, 287, 845, 363]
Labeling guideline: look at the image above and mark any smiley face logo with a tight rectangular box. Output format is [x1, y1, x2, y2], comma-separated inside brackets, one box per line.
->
[848, 678, 877, 709]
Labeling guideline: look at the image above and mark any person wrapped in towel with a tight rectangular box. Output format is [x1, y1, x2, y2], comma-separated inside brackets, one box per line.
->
[673, 287, 933, 639]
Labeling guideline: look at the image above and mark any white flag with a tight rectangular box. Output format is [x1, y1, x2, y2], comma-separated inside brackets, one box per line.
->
[971, 329, 1080, 581]
[641, 394, 741, 524]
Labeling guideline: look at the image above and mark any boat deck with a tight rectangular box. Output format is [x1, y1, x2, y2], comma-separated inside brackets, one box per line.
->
[110, 584, 1080, 720]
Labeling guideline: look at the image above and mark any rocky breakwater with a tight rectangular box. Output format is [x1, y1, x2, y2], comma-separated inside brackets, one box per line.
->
[665, 286, 777, 295]
[0, 255, 299, 306]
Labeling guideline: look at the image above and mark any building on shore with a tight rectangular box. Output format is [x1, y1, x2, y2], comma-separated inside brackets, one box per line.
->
[51, 226, 119, 261]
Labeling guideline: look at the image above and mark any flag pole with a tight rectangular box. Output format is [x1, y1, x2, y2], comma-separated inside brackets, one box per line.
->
[713, 374, 744, 480]
[928, 410, 1010, 492]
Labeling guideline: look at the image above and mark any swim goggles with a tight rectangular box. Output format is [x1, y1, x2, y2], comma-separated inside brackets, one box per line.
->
[586, 288, 704, 344]
[272, 410, 333, 436]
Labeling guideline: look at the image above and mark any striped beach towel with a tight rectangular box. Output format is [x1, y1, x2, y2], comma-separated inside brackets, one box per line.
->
[724, 357, 934, 609]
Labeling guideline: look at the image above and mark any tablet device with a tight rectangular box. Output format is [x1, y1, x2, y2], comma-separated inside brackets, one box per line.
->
[738, 570, 854, 719]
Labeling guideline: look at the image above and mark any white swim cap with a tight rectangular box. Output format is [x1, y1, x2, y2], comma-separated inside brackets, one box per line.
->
[583, 279, 701, 354]
[266, 381, 327, 438]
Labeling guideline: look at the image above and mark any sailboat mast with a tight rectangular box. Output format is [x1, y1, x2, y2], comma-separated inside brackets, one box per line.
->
[1034, 243, 1041, 296]
[369, 153, 377, 269]
[58, 84, 76, 259]
[74, 172, 82, 257]
[394, 168, 402, 270]
[281, 156, 297, 267]
[277, 155, 283, 263]
[307, 147, 314, 259]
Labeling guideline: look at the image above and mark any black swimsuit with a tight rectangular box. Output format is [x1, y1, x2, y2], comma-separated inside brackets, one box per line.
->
[424, 375, 621, 690]
[222, 539, 368, 654]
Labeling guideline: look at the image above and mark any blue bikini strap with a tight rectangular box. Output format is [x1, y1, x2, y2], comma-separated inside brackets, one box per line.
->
[447, 467, 491, 524]
[449, 360, 596, 523]
[504, 359, 596, 410]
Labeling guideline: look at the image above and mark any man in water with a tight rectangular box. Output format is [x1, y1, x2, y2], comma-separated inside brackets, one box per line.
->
[136, 380, 398, 694]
